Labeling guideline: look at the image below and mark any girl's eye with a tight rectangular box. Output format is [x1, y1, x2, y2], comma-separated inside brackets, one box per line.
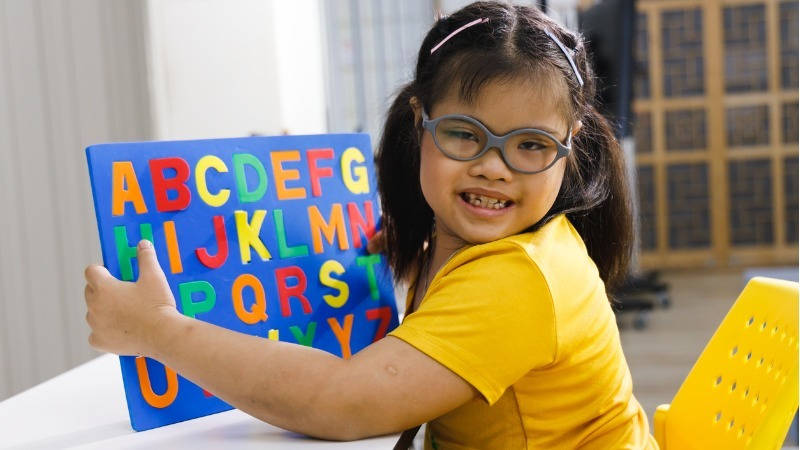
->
[518, 140, 546, 151]
[444, 129, 479, 142]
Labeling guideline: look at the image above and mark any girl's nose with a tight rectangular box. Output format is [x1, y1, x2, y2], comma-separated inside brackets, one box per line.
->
[467, 146, 514, 181]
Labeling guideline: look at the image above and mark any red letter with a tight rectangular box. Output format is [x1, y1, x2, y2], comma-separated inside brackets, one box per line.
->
[307, 148, 334, 197]
[366, 306, 392, 342]
[149, 157, 191, 212]
[347, 200, 376, 248]
[195, 215, 229, 269]
[275, 266, 312, 317]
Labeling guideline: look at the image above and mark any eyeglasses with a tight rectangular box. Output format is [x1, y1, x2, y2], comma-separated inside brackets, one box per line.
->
[421, 110, 572, 174]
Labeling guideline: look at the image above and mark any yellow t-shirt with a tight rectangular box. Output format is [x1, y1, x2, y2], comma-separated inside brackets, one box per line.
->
[388, 214, 658, 449]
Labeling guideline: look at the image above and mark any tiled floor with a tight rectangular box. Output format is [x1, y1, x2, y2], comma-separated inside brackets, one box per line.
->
[619, 267, 798, 445]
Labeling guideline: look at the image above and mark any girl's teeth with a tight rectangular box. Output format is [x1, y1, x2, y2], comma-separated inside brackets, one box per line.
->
[464, 193, 508, 209]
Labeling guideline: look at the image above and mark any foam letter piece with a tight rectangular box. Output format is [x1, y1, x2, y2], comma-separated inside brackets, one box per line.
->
[149, 157, 192, 212]
[232, 153, 268, 203]
[347, 201, 375, 248]
[268, 329, 279, 341]
[234, 210, 271, 263]
[195, 215, 229, 269]
[366, 306, 393, 342]
[195, 155, 231, 207]
[270, 150, 307, 200]
[163, 221, 183, 274]
[289, 321, 316, 347]
[308, 204, 349, 254]
[341, 147, 369, 194]
[327, 314, 354, 359]
[273, 209, 309, 259]
[275, 265, 312, 317]
[356, 254, 381, 300]
[178, 280, 216, 319]
[307, 148, 334, 197]
[319, 259, 349, 308]
[111, 161, 148, 216]
[114, 223, 154, 281]
[231, 273, 268, 324]
[135, 357, 179, 409]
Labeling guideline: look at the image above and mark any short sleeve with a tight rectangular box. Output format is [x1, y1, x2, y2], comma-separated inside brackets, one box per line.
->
[388, 242, 557, 405]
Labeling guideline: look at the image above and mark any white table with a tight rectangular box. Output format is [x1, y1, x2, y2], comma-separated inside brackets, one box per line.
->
[0, 354, 400, 449]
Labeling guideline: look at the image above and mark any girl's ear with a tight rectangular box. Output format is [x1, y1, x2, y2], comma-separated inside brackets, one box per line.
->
[571, 120, 583, 138]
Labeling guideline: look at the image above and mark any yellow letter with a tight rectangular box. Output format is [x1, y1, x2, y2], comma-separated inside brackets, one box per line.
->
[195, 155, 230, 207]
[341, 147, 369, 194]
[234, 210, 271, 263]
[319, 259, 350, 308]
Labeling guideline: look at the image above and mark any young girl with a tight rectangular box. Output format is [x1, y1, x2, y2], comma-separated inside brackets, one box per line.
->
[84, 2, 657, 448]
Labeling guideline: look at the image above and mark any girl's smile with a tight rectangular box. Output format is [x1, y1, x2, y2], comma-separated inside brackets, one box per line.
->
[414, 78, 579, 249]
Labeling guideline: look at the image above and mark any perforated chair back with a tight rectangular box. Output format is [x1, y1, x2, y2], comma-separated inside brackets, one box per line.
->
[653, 277, 799, 449]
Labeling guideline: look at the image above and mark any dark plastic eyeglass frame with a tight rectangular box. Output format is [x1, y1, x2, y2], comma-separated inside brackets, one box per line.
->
[421, 109, 572, 174]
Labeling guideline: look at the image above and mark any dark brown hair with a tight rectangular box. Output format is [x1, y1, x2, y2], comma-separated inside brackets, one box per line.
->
[376, 1, 633, 291]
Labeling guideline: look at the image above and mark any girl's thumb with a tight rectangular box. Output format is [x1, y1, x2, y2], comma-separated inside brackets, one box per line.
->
[136, 240, 166, 281]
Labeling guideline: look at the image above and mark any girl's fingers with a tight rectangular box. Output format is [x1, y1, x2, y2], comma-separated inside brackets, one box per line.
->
[367, 230, 386, 254]
[84, 264, 111, 287]
[135, 240, 166, 284]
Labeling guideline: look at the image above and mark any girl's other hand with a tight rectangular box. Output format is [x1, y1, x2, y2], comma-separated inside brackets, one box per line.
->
[366, 229, 386, 254]
[84, 240, 180, 357]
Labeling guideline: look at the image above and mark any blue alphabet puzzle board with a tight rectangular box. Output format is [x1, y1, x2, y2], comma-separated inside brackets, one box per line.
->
[85, 133, 399, 431]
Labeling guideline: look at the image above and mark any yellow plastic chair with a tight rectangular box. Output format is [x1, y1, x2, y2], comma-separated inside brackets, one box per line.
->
[653, 276, 799, 449]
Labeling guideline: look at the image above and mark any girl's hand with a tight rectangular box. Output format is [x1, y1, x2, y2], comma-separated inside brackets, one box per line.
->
[366, 229, 386, 254]
[84, 240, 180, 357]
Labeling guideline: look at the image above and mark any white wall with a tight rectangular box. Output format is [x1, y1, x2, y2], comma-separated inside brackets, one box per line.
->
[146, 0, 327, 139]
[0, 0, 152, 400]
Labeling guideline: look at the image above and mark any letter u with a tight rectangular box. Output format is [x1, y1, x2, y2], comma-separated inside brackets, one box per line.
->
[135, 357, 179, 408]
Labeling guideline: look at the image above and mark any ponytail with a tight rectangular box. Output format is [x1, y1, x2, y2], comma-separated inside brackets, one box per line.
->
[556, 105, 633, 291]
[375, 84, 434, 281]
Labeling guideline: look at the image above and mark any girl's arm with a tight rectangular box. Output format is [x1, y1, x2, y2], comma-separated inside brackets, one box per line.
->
[84, 240, 476, 441]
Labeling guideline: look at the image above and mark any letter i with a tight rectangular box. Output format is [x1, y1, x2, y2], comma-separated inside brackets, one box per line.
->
[163, 221, 183, 274]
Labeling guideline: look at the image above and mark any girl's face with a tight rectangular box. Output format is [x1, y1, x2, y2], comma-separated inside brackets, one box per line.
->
[415, 79, 577, 248]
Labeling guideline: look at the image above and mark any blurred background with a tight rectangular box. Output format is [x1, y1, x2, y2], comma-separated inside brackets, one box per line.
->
[0, 0, 796, 439]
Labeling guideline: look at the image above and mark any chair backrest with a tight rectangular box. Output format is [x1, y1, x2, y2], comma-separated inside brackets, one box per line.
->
[655, 276, 799, 450]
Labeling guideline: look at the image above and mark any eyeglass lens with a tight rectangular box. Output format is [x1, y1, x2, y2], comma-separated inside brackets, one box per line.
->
[434, 117, 560, 172]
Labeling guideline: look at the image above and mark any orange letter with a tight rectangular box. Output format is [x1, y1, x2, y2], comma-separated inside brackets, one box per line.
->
[111, 161, 147, 216]
[163, 221, 183, 274]
[135, 357, 178, 408]
[270, 150, 306, 200]
[231, 273, 268, 324]
[327, 314, 354, 359]
[308, 204, 349, 254]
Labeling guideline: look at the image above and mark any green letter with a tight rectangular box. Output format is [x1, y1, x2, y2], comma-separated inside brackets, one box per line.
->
[233, 153, 268, 203]
[289, 321, 317, 347]
[356, 254, 381, 300]
[114, 223, 153, 281]
[178, 281, 216, 319]
[273, 209, 309, 259]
